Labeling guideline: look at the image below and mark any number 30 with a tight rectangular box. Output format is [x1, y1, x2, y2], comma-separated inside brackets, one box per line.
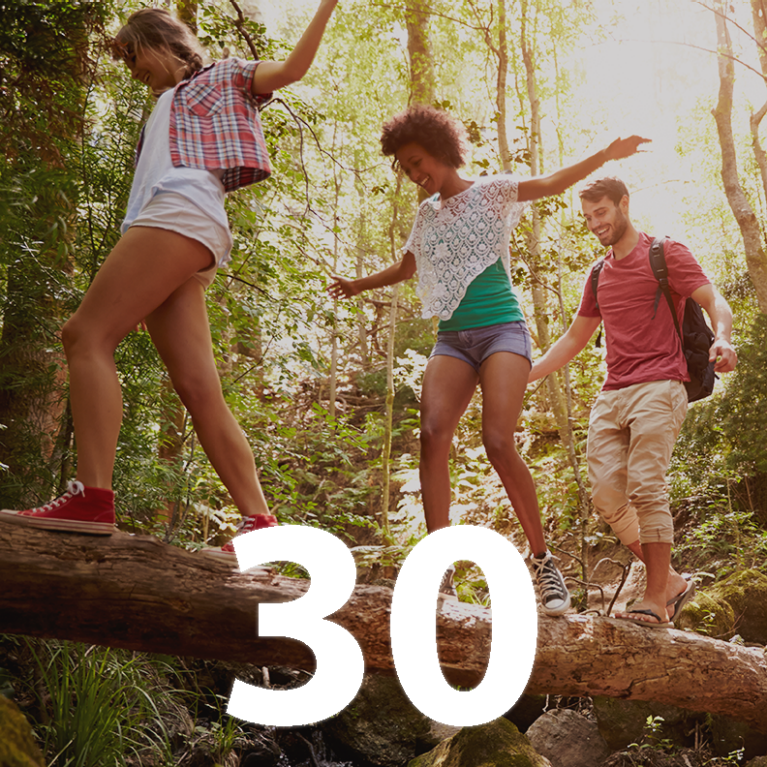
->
[227, 526, 537, 727]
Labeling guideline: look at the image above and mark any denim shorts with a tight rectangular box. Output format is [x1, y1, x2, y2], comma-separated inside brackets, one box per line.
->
[430, 320, 532, 372]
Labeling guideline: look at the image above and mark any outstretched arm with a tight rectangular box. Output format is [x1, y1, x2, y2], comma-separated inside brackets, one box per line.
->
[691, 283, 738, 373]
[516, 136, 651, 203]
[528, 315, 602, 382]
[328, 251, 417, 299]
[252, 0, 338, 94]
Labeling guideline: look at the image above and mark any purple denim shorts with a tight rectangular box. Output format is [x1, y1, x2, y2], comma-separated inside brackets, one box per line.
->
[430, 320, 532, 372]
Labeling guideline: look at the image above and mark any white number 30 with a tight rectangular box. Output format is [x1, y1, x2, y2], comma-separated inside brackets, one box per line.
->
[227, 525, 537, 727]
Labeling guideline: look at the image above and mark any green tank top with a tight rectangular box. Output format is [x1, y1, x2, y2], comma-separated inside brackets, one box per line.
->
[438, 259, 524, 332]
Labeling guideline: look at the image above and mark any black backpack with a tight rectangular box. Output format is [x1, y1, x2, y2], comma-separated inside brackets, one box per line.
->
[590, 236, 716, 402]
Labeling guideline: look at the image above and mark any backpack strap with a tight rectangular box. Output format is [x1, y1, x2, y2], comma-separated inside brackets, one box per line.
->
[590, 257, 605, 348]
[591, 257, 605, 311]
[648, 236, 684, 346]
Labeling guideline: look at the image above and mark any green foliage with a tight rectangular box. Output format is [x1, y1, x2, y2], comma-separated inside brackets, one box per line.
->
[708, 313, 767, 475]
[672, 313, 767, 509]
[0, 0, 105, 162]
[26, 640, 180, 767]
[627, 715, 677, 756]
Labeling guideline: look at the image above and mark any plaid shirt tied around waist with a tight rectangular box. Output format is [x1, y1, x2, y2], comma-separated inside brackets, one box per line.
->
[136, 57, 272, 193]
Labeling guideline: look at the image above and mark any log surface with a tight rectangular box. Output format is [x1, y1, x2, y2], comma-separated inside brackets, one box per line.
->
[0, 519, 765, 732]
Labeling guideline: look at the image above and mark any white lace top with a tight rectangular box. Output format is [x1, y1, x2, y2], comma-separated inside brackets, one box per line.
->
[403, 175, 527, 320]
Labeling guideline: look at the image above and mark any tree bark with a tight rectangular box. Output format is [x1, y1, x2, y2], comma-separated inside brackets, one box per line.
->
[749, 100, 767, 204]
[518, 0, 590, 579]
[712, 0, 767, 313]
[0, 520, 765, 732]
[405, 1, 435, 105]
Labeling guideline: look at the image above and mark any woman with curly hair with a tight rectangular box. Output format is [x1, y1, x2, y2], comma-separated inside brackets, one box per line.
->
[330, 105, 647, 615]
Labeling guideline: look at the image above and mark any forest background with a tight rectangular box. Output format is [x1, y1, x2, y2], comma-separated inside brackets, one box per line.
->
[4, 0, 767, 763]
[2, 0, 767, 604]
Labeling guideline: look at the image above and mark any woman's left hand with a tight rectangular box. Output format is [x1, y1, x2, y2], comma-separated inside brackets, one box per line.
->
[605, 135, 652, 161]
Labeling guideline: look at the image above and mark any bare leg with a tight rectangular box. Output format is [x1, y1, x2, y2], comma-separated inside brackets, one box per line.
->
[625, 539, 689, 617]
[146, 279, 270, 517]
[419, 356, 478, 532]
[478, 352, 545, 555]
[62, 227, 214, 489]
[615, 542, 673, 624]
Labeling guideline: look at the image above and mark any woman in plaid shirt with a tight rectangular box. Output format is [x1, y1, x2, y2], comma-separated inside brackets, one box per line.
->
[0, 0, 338, 554]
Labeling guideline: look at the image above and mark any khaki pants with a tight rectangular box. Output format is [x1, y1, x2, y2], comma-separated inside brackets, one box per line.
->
[587, 380, 688, 545]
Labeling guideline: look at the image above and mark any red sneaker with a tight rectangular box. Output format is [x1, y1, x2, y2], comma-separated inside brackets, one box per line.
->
[202, 513, 278, 563]
[0, 480, 115, 535]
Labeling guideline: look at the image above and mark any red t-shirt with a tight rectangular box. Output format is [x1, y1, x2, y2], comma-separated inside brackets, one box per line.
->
[577, 232, 710, 390]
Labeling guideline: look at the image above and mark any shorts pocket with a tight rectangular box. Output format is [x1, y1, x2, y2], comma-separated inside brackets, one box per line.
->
[668, 380, 688, 431]
[184, 82, 224, 116]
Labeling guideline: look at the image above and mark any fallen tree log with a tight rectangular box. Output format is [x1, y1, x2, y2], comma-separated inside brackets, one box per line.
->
[0, 519, 765, 732]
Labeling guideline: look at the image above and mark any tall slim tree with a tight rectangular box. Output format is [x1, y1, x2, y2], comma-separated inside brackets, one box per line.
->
[711, 0, 767, 313]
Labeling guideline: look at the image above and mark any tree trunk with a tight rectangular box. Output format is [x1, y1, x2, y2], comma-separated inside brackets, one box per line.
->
[518, 0, 590, 583]
[0, 520, 765, 732]
[405, 1, 435, 105]
[355, 166, 371, 370]
[0, 265, 69, 501]
[712, 0, 767, 313]
[496, 0, 511, 169]
[380, 284, 398, 541]
[749, 100, 767, 204]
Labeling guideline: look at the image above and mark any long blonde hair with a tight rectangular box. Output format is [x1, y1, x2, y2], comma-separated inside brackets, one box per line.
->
[113, 8, 205, 81]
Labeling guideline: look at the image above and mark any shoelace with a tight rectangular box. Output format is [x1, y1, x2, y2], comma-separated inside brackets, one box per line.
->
[237, 515, 262, 534]
[31, 480, 85, 514]
[534, 558, 566, 600]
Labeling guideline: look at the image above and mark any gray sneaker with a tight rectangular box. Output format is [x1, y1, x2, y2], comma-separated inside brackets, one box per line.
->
[530, 551, 570, 616]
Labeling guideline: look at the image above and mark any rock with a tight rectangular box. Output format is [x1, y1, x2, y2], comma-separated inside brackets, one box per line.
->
[677, 569, 767, 643]
[407, 718, 551, 767]
[713, 570, 767, 644]
[745, 758, 767, 767]
[320, 674, 461, 767]
[0, 695, 44, 767]
[676, 590, 735, 639]
[240, 731, 283, 767]
[592, 695, 694, 751]
[525, 709, 610, 767]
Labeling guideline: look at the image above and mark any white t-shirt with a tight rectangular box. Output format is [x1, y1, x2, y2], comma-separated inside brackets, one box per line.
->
[122, 89, 231, 264]
[403, 175, 527, 321]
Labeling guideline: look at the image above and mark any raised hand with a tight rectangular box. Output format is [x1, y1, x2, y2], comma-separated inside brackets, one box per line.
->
[605, 135, 652, 161]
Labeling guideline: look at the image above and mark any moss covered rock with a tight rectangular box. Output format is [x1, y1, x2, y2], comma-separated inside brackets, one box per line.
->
[677, 569, 767, 642]
[407, 717, 551, 767]
[676, 589, 734, 638]
[0, 695, 44, 767]
[321, 674, 460, 767]
[713, 569, 767, 643]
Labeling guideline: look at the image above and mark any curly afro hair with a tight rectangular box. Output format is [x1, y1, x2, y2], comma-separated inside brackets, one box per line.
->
[380, 105, 469, 169]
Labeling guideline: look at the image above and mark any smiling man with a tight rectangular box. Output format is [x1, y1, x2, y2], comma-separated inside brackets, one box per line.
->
[528, 176, 738, 628]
